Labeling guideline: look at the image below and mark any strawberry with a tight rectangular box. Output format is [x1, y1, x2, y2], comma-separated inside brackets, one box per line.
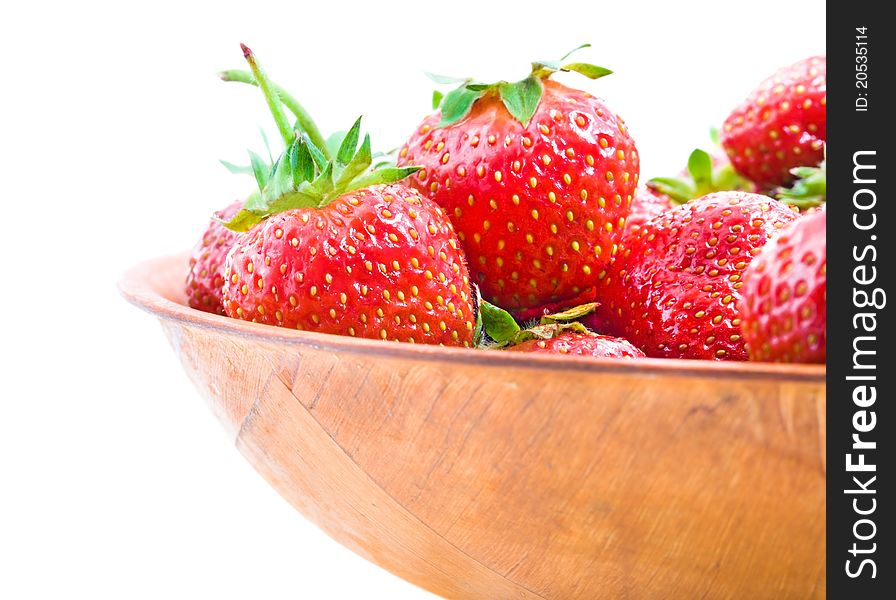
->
[398, 46, 639, 319]
[627, 186, 674, 233]
[720, 56, 826, 189]
[507, 334, 645, 358]
[741, 209, 826, 362]
[585, 192, 799, 360]
[478, 300, 644, 358]
[224, 183, 474, 344]
[220, 45, 474, 346]
[186, 59, 334, 315]
[186, 200, 243, 314]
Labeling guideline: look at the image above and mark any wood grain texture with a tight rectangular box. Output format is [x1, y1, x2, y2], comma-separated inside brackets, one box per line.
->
[121, 254, 827, 599]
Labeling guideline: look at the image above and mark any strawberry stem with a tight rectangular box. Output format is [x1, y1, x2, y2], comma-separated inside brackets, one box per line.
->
[218, 68, 330, 159]
[240, 44, 299, 150]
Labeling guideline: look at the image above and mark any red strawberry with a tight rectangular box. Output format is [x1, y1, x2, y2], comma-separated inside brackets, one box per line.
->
[586, 192, 799, 360]
[398, 48, 638, 319]
[721, 56, 826, 189]
[478, 300, 644, 358]
[220, 45, 474, 346]
[186, 200, 243, 314]
[224, 183, 473, 344]
[186, 53, 335, 316]
[507, 333, 644, 358]
[741, 209, 826, 362]
[627, 186, 674, 233]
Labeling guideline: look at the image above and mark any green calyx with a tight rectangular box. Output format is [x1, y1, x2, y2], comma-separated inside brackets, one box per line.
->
[429, 43, 612, 128]
[648, 147, 753, 204]
[477, 299, 598, 348]
[222, 117, 419, 232]
[220, 45, 419, 232]
[776, 159, 826, 209]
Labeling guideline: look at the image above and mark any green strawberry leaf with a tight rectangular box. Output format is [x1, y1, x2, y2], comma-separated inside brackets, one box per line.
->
[249, 150, 270, 192]
[540, 303, 598, 324]
[219, 208, 266, 232]
[426, 44, 610, 130]
[289, 138, 315, 185]
[309, 162, 335, 198]
[791, 165, 821, 178]
[424, 72, 468, 85]
[335, 133, 373, 188]
[712, 163, 745, 191]
[478, 299, 521, 345]
[687, 149, 714, 193]
[264, 187, 322, 215]
[241, 188, 267, 212]
[221, 53, 419, 231]
[498, 76, 544, 128]
[219, 159, 254, 175]
[776, 161, 826, 208]
[531, 44, 610, 81]
[324, 131, 347, 158]
[559, 63, 612, 80]
[438, 85, 486, 126]
[476, 299, 598, 348]
[351, 165, 422, 189]
[336, 117, 363, 166]
[217, 190, 266, 232]
[264, 152, 296, 201]
[306, 136, 329, 170]
[648, 140, 755, 204]
[240, 120, 419, 226]
[648, 177, 693, 203]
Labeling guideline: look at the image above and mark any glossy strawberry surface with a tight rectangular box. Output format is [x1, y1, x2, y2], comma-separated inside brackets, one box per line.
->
[721, 56, 826, 189]
[741, 209, 826, 362]
[627, 186, 674, 233]
[399, 80, 639, 317]
[222, 184, 475, 345]
[587, 192, 799, 360]
[185, 200, 243, 315]
[506, 332, 645, 358]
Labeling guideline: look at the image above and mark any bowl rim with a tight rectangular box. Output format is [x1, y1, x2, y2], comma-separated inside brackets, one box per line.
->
[119, 252, 826, 383]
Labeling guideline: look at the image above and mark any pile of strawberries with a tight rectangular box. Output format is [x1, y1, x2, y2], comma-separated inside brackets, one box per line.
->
[186, 44, 826, 364]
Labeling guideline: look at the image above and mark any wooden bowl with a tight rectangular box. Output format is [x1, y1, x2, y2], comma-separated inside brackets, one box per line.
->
[120, 254, 826, 599]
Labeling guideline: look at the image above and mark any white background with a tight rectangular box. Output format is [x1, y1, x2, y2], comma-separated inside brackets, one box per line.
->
[1, 1, 824, 598]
